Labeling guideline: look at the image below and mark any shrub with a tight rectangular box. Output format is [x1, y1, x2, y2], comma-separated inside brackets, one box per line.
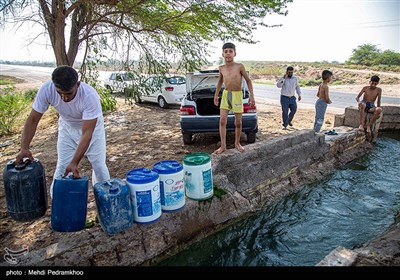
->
[97, 87, 117, 114]
[0, 85, 31, 136]
[24, 88, 38, 101]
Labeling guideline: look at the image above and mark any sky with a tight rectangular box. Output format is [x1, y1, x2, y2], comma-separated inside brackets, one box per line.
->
[0, 0, 399, 63]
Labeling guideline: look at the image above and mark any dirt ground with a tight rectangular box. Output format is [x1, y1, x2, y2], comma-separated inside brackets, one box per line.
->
[0, 77, 399, 266]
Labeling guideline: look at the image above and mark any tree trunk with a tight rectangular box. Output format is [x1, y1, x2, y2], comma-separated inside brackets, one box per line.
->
[39, 0, 81, 66]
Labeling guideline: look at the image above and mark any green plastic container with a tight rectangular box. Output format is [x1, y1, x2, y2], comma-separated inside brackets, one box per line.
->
[183, 153, 213, 200]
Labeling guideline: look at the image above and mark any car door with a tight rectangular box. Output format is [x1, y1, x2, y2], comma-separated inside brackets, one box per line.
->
[142, 76, 161, 103]
[114, 73, 126, 92]
[106, 73, 117, 91]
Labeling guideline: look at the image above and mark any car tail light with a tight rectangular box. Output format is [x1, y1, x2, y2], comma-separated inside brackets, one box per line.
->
[180, 105, 196, 115]
[243, 103, 257, 113]
[165, 86, 174, 91]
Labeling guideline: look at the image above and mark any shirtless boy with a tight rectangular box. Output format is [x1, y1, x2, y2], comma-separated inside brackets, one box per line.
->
[213, 42, 255, 154]
[355, 75, 383, 134]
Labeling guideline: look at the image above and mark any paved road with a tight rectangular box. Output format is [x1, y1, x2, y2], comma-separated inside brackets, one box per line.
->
[1, 64, 399, 114]
[253, 83, 399, 114]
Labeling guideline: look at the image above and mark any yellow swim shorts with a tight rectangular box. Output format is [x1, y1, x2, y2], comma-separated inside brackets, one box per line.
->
[220, 90, 243, 113]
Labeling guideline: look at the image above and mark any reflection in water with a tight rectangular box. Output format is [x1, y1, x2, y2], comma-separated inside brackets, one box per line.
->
[160, 135, 400, 266]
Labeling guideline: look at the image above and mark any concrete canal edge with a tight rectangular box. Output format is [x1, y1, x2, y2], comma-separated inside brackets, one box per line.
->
[2, 106, 398, 267]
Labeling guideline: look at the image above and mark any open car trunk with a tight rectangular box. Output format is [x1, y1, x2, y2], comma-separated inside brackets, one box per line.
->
[185, 71, 249, 116]
[189, 88, 221, 116]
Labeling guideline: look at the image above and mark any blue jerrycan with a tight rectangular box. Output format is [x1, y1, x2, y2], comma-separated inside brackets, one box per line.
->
[51, 175, 89, 232]
[93, 178, 133, 235]
[3, 158, 47, 222]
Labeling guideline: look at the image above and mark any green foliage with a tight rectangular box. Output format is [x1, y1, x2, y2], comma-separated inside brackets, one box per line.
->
[85, 217, 98, 228]
[0, 79, 14, 85]
[98, 87, 117, 114]
[0, 0, 291, 69]
[299, 79, 320, 87]
[23, 88, 38, 101]
[374, 50, 400, 66]
[80, 40, 117, 114]
[213, 186, 227, 199]
[0, 85, 31, 136]
[347, 44, 400, 67]
[346, 44, 380, 66]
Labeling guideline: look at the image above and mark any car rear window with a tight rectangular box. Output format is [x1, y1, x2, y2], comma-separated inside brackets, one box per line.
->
[166, 76, 185, 85]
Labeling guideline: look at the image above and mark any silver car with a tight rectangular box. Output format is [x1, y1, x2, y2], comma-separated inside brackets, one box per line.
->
[103, 72, 136, 93]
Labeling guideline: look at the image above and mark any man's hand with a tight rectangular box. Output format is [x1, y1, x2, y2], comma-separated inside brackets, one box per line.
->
[64, 162, 80, 178]
[15, 149, 34, 164]
[298, 96, 302, 101]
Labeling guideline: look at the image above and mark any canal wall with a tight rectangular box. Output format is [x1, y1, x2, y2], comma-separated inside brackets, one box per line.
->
[2, 106, 399, 267]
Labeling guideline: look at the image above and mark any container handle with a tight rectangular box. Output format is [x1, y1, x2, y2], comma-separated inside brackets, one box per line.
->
[15, 158, 31, 170]
[62, 173, 81, 180]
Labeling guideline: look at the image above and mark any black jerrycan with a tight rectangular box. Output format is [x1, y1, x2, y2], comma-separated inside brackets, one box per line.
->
[3, 158, 48, 222]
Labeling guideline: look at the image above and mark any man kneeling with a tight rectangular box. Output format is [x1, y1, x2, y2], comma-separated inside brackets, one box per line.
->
[355, 75, 383, 134]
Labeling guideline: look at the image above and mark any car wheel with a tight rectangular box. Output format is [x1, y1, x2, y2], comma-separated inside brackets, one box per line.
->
[106, 85, 113, 94]
[182, 133, 193, 144]
[158, 96, 168, 108]
[247, 131, 256, 144]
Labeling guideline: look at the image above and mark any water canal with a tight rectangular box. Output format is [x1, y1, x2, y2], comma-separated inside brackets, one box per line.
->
[160, 133, 400, 266]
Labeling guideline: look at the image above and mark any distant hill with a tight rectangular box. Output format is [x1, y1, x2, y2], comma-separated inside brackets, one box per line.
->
[238, 61, 400, 86]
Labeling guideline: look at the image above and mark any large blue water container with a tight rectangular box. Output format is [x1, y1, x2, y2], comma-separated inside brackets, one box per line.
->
[126, 168, 161, 224]
[153, 160, 185, 212]
[3, 159, 47, 222]
[93, 178, 133, 235]
[51, 175, 89, 232]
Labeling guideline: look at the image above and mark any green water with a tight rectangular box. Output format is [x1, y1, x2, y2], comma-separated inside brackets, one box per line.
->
[160, 134, 400, 266]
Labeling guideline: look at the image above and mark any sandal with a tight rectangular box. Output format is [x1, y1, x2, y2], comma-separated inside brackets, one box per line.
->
[325, 130, 338, 135]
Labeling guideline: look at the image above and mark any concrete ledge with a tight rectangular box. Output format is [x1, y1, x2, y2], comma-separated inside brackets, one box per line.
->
[316, 246, 358, 266]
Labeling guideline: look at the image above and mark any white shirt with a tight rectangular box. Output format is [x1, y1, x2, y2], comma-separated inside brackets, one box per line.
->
[276, 76, 302, 97]
[33, 81, 103, 129]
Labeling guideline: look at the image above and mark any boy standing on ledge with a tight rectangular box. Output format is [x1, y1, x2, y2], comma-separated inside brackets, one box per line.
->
[213, 42, 255, 154]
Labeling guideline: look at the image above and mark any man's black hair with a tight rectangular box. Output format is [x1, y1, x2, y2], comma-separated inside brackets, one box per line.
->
[222, 42, 236, 51]
[370, 75, 380, 83]
[52, 65, 79, 91]
[322, 70, 333, 80]
[286, 66, 294, 71]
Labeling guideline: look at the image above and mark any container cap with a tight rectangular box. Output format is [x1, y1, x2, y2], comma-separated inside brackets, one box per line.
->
[153, 160, 183, 174]
[108, 181, 120, 194]
[183, 153, 211, 166]
[126, 168, 159, 184]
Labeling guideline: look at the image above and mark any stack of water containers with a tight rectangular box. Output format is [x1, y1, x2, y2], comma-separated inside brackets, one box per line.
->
[7, 153, 213, 235]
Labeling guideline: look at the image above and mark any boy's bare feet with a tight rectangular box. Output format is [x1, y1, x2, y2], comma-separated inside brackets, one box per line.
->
[235, 143, 245, 153]
[358, 124, 364, 130]
[214, 147, 226, 155]
[366, 126, 372, 134]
